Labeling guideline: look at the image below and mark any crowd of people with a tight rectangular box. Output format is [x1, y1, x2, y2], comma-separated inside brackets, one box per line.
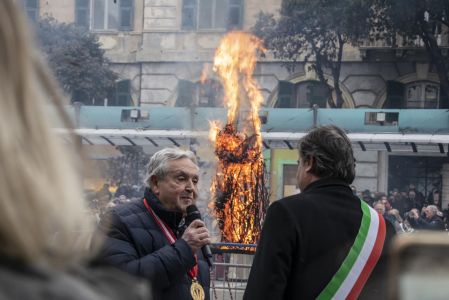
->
[353, 185, 447, 233]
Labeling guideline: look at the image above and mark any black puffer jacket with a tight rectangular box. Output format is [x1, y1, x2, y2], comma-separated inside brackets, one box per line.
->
[98, 188, 210, 300]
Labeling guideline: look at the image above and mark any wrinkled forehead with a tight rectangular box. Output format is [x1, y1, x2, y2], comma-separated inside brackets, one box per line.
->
[166, 158, 199, 174]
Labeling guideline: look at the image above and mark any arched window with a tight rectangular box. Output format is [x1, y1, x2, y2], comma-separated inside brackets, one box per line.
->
[405, 81, 439, 108]
[276, 80, 331, 108]
[385, 80, 445, 108]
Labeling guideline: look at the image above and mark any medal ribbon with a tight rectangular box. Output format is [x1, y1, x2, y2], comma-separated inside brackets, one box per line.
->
[143, 198, 199, 279]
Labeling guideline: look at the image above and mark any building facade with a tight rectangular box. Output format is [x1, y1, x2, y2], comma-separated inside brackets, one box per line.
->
[26, 0, 449, 206]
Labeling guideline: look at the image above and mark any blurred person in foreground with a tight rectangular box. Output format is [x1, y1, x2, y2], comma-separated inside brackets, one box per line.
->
[244, 125, 395, 300]
[98, 148, 211, 300]
[0, 1, 150, 299]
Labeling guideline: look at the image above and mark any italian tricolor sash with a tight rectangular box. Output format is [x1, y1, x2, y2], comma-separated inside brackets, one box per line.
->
[317, 200, 386, 300]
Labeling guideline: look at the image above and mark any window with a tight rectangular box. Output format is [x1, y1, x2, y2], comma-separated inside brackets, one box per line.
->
[406, 82, 439, 108]
[175, 79, 223, 107]
[276, 80, 330, 108]
[182, 0, 243, 30]
[87, 0, 133, 31]
[196, 79, 223, 107]
[75, 0, 90, 28]
[24, 0, 39, 22]
[74, 80, 132, 106]
[385, 80, 447, 109]
[113, 80, 132, 106]
[176, 80, 195, 107]
[182, 0, 197, 30]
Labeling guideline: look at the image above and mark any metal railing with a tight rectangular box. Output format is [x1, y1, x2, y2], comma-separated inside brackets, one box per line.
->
[210, 243, 256, 300]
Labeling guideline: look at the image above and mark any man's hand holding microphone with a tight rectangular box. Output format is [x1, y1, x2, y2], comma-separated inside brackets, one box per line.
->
[181, 205, 213, 267]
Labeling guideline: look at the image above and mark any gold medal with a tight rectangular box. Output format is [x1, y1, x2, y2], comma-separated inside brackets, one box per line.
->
[190, 278, 205, 300]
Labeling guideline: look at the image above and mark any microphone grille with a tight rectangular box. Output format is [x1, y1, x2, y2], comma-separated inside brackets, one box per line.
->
[186, 204, 198, 214]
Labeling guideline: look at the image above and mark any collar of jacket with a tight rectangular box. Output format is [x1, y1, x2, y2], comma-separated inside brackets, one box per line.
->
[302, 177, 352, 193]
[143, 188, 184, 233]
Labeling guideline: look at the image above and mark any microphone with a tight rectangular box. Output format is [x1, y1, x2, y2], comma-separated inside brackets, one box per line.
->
[185, 204, 213, 268]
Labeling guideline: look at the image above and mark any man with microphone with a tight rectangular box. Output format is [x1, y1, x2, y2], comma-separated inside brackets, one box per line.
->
[98, 148, 211, 300]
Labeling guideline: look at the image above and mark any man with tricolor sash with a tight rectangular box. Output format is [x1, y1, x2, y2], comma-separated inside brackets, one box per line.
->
[244, 125, 395, 300]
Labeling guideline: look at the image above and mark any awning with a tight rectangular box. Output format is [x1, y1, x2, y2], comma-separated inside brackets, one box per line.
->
[68, 128, 449, 154]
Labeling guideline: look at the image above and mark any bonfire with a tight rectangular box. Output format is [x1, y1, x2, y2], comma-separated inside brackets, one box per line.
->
[208, 32, 269, 247]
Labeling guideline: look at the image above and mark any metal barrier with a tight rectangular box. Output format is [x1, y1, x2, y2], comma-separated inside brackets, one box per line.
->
[210, 243, 256, 300]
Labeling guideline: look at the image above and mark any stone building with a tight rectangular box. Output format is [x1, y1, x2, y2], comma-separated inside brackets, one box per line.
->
[24, 0, 449, 206]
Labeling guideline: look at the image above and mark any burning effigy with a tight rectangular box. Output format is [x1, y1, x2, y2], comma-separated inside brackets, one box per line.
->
[208, 32, 269, 248]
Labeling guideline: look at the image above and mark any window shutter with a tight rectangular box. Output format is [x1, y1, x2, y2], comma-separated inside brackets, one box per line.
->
[116, 80, 132, 106]
[198, 0, 213, 28]
[308, 82, 329, 108]
[385, 81, 405, 108]
[182, 0, 197, 29]
[25, 0, 39, 22]
[276, 81, 295, 108]
[227, 0, 242, 29]
[119, 0, 133, 31]
[176, 80, 195, 107]
[439, 84, 449, 109]
[75, 0, 90, 28]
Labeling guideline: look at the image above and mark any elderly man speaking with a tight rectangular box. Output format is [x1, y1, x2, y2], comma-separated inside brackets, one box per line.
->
[98, 148, 211, 300]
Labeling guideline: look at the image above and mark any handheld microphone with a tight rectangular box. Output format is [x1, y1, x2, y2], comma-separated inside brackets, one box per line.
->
[185, 204, 213, 268]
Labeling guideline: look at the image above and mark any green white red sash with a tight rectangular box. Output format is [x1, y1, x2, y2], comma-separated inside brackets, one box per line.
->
[317, 200, 386, 300]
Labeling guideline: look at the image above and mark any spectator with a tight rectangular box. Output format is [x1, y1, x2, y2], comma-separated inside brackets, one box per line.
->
[409, 184, 425, 200]
[429, 190, 442, 210]
[0, 1, 151, 299]
[390, 189, 407, 217]
[374, 201, 396, 227]
[405, 189, 424, 212]
[387, 209, 409, 233]
[377, 194, 392, 212]
[373, 201, 386, 215]
[408, 205, 444, 231]
[361, 189, 374, 206]
[115, 182, 131, 198]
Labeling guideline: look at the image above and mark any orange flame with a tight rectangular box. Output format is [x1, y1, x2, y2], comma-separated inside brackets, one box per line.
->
[210, 31, 269, 247]
[213, 31, 266, 142]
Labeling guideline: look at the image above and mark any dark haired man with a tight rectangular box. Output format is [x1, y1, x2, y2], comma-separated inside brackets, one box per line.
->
[244, 125, 395, 300]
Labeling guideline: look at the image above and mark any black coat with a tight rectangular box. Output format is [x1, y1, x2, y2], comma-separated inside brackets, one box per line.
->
[97, 189, 210, 300]
[410, 215, 445, 231]
[244, 178, 395, 300]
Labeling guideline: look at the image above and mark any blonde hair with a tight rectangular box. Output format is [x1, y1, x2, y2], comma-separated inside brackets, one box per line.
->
[0, 1, 94, 267]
